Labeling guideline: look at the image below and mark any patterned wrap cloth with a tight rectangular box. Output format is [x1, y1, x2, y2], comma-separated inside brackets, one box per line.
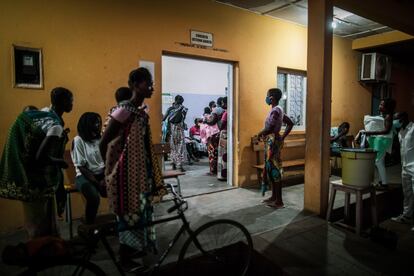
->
[260, 105, 284, 196]
[0, 110, 66, 237]
[217, 130, 228, 180]
[105, 102, 166, 253]
[0, 110, 64, 201]
[261, 134, 284, 196]
[170, 122, 187, 167]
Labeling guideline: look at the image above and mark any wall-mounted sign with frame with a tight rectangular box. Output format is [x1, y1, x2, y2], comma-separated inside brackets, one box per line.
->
[190, 30, 213, 47]
[13, 45, 43, 89]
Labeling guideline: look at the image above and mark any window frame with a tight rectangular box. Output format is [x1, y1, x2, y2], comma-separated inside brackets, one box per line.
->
[277, 67, 307, 131]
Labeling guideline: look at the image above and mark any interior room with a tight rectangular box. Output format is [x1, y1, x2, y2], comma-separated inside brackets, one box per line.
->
[1, 0, 414, 275]
[161, 55, 234, 196]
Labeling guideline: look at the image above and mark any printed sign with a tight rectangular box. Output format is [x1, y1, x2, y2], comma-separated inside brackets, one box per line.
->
[190, 30, 213, 47]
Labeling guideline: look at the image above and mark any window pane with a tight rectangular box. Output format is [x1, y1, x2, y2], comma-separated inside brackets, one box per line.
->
[287, 74, 305, 126]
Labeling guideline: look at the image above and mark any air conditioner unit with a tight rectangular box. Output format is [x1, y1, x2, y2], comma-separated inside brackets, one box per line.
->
[360, 53, 391, 82]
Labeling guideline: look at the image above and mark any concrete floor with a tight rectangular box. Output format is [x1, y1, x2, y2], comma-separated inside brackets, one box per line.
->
[165, 157, 233, 197]
[1, 165, 412, 275]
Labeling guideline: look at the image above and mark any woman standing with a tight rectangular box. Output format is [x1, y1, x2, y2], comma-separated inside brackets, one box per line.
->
[217, 97, 228, 181]
[100, 68, 166, 269]
[71, 112, 105, 224]
[204, 97, 225, 175]
[363, 98, 396, 188]
[163, 95, 188, 172]
[257, 88, 293, 209]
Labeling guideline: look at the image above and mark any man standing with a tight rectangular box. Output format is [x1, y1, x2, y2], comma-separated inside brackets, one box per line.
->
[391, 112, 414, 231]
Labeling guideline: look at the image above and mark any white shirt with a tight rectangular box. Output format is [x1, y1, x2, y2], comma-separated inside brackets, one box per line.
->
[399, 122, 414, 174]
[71, 136, 105, 177]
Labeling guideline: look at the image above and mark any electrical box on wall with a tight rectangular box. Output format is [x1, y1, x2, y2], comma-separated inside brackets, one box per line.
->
[13, 45, 43, 89]
[360, 53, 391, 82]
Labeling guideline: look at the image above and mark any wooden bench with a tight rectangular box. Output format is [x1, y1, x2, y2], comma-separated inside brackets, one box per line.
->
[153, 143, 185, 195]
[251, 134, 305, 186]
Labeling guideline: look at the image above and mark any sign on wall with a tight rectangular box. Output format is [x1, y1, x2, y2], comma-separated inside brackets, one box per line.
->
[190, 30, 213, 47]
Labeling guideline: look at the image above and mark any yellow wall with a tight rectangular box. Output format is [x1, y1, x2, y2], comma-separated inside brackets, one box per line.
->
[0, 0, 370, 233]
[352, 30, 414, 50]
[332, 37, 371, 135]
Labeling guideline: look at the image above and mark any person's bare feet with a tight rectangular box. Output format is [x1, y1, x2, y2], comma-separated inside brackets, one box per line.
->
[266, 201, 285, 209]
[261, 197, 276, 203]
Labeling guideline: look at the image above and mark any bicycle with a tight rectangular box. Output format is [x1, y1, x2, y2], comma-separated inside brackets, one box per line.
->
[8, 183, 253, 275]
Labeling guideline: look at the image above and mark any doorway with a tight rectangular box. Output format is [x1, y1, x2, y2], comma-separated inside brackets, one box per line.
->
[161, 54, 234, 197]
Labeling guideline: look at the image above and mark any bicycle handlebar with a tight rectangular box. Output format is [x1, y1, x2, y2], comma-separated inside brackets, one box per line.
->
[166, 183, 179, 197]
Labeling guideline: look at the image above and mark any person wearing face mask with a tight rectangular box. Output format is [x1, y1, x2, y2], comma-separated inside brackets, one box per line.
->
[71, 112, 105, 224]
[256, 88, 294, 209]
[391, 112, 414, 230]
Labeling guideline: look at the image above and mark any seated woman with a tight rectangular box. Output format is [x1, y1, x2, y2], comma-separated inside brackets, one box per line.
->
[184, 130, 199, 163]
[71, 112, 105, 224]
[330, 122, 350, 156]
[190, 118, 207, 156]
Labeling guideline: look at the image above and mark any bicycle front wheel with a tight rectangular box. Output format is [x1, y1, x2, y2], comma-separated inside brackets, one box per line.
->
[178, 219, 253, 276]
[20, 258, 106, 276]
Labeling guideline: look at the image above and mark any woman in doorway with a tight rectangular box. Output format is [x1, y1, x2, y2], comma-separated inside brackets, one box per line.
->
[257, 88, 293, 209]
[363, 98, 396, 189]
[217, 97, 228, 181]
[71, 112, 105, 224]
[100, 68, 167, 270]
[204, 97, 225, 175]
[163, 95, 188, 172]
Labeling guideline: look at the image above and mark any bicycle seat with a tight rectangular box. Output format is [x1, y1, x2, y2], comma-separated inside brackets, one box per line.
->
[77, 214, 117, 240]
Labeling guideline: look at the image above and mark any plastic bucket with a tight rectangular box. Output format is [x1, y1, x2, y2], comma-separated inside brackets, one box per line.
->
[341, 148, 376, 187]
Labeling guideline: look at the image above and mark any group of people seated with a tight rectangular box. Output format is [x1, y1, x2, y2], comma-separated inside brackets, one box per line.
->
[162, 96, 228, 180]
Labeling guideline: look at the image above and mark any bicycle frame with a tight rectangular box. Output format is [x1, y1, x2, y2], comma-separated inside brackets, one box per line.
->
[86, 184, 206, 276]
[150, 210, 194, 273]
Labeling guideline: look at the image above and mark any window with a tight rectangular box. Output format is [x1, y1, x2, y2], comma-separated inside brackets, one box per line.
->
[277, 68, 307, 130]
